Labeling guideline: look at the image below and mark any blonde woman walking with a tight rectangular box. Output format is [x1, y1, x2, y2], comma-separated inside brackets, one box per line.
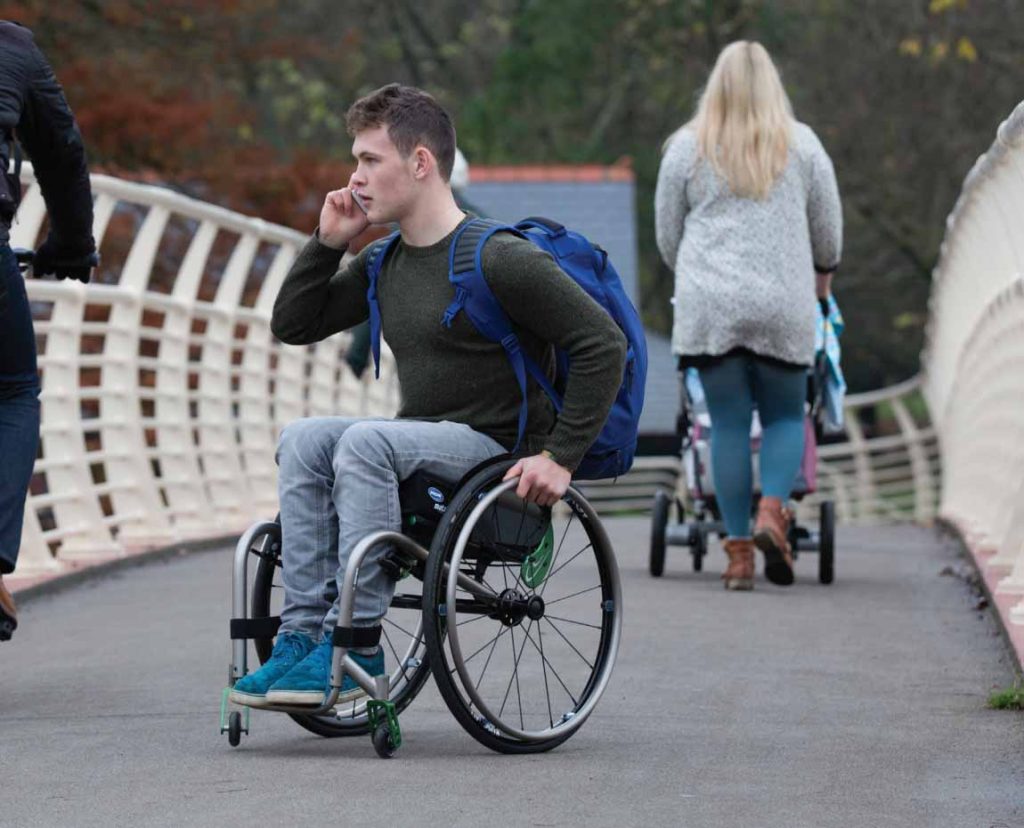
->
[655, 41, 842, 590]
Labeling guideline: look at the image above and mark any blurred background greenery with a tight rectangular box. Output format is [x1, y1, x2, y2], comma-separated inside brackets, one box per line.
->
[4, 0, 1021, 390]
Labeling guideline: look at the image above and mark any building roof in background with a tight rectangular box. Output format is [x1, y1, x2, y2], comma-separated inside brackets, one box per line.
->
[464, 163, 678, 436]
[469, 162, 634, 183]
[464, 168, 638, 303]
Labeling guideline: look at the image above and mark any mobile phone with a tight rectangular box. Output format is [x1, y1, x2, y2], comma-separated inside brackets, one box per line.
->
[351, 190, 369, 215]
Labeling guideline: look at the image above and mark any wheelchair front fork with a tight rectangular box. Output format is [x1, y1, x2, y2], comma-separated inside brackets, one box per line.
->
[222, 526, 433, 758]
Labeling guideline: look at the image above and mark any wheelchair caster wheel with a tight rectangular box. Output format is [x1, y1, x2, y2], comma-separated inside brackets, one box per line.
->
[228, 711, 242, 747]
[372, 723, 398, 758]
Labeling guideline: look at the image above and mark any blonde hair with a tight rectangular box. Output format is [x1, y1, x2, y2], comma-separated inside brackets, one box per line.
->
[680, 41, 794, 199]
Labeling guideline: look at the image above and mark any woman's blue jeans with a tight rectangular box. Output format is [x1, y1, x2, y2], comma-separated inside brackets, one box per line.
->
[698, 352, 806, 539]
[0, 244, 41, 574]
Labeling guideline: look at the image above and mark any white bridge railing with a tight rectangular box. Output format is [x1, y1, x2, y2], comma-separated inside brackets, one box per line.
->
[13, 165, 399, 577]
[12, 152, 953, 580]
[922, 99, 1024, 624]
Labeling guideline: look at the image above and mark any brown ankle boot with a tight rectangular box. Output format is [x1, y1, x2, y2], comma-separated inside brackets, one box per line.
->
[721, 538, 754, 591]
[753, 496, 795, 586]
[0, 576, 17, 641]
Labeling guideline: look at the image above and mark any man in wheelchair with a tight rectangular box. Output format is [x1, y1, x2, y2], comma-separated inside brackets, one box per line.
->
[229, 84, 626, 709]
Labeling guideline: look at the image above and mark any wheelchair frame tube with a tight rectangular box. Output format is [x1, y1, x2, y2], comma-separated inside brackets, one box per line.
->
[231, 520, 280, 683]
[230, 526, 496, 715]
[329, 531, 495, 691]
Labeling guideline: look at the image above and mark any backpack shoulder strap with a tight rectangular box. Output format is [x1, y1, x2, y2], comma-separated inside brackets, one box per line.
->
[365, 232, 401, 379]
[446, 218, 562, 452]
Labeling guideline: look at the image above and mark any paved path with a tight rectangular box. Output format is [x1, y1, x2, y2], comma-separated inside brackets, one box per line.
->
[3, 522, 1023, 828]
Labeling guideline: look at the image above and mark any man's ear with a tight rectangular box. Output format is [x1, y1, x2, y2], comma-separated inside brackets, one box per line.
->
[411, 146, 434, 180]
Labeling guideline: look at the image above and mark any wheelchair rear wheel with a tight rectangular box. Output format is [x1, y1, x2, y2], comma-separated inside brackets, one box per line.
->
[249, 528, 431, 737]
[423, 458, 622, 753]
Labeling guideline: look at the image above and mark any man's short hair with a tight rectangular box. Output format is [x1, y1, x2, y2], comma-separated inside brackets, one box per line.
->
[346, 84, 456, 181]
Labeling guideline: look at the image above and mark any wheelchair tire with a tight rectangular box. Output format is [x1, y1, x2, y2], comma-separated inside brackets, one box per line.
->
[649, 490, 669, 577]
[422, 457, 622, 754]
[227, 711, 242, 747]
[250, 535, 432, 738]
[819, 500, 835, 585]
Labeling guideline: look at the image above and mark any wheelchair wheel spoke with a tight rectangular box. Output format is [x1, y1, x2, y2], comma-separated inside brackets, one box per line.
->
[382, 615, 417, 640]
[542, 542, 593, 588]
[537, 511, 577, 598]
[458, 625, 509, 671]
[513, 501, 528, 548]
[456, 613, 488, 627]
[536, 620, 554, 728]
[474, 622, 507, 689]
[498, 620, 532, 724]
[543, 613, 602, 630]
[522, 623, 579, 708]
[544, 583, 602, 606]
[543, 616, 595, 670]
[381, 626, 408, 684]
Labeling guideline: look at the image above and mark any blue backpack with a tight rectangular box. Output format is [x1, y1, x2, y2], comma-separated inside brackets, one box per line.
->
[365, 216, 647, 480]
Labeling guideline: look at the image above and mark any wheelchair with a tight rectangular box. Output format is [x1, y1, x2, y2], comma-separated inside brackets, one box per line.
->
[221, 456, 623, 758]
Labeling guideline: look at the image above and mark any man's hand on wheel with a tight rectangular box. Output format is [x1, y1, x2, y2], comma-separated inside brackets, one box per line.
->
[503, 453, 571, 507]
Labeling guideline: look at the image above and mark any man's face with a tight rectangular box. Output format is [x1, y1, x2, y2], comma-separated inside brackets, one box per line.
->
[349, 125, 417, 223]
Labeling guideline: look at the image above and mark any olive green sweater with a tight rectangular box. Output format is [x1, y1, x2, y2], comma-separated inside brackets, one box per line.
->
[271, 216, 627, 471]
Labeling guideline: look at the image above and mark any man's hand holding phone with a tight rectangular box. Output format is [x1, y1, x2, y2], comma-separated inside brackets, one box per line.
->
[318, 186, 370, 249]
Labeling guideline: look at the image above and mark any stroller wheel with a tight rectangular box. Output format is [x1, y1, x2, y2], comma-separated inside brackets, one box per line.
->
[819, 501, 835, 584]
[649, 490, 670, 577]
[690, 526, 706, 572]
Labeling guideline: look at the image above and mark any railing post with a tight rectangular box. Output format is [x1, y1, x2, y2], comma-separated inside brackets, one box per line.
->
[100, 204, 175, 548]
[890, 395, 934, 524]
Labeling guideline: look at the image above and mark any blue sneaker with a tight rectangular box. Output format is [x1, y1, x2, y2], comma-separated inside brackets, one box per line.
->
[229, 631, 315, 709]
[266, 640, 386, 706]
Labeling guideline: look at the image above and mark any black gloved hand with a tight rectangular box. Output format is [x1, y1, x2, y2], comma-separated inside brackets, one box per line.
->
[818, 297, 830, 319]
[33, 236, 97, 283]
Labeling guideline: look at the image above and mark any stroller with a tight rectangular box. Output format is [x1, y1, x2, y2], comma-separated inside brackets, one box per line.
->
[649, 345, 837, 585]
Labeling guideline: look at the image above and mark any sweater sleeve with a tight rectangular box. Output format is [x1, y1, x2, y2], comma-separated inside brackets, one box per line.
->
[804, 129, 843, 273]
[654, 130, 694, 271]
[481, 235, 627, 472]
[270, 234, 372, 344]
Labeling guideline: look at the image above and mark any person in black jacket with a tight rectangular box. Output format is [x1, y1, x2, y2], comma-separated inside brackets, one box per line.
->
[0, 20, 96, 641]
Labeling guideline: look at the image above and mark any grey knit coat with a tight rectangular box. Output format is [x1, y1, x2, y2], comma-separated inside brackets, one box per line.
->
[655, 122, 843, 366]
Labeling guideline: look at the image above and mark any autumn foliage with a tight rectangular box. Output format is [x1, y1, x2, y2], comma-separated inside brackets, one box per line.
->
[0, 0, 355, 230]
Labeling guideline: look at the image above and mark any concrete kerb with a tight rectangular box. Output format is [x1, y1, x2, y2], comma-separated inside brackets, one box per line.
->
[9, 534, 239, 605]
[935, 515, 1024, 678]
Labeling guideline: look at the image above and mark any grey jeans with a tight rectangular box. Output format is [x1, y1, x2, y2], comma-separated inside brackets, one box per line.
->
[275, 417, 506, 638]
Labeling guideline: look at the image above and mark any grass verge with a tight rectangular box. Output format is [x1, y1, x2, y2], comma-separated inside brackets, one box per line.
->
[987, 686, 1024, 710]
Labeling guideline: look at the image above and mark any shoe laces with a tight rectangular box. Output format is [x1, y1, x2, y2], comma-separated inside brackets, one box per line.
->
[272, 631, 311, 662]
[309, 638, 335, 670]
